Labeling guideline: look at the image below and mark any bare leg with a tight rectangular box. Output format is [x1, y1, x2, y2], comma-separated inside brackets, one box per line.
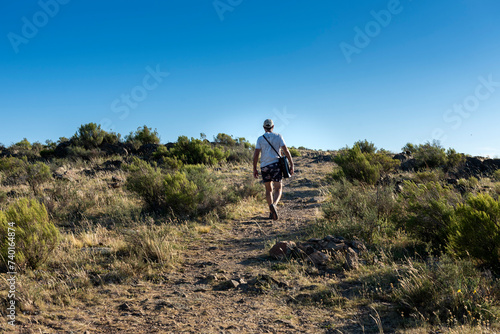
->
[272, 181, 282, 205]
[264, 182, 273, 206]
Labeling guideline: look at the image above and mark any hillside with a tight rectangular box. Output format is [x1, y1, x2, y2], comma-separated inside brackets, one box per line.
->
[1, 129, 499, 333]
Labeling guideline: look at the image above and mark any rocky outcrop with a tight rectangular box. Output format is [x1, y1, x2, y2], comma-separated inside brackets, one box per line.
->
[269, 236, 366, 270]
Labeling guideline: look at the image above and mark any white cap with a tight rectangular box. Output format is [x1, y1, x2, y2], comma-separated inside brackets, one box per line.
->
[263, 119, 274, 129]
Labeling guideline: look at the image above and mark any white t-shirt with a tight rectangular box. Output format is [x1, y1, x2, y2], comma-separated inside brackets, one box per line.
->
[256, 132, 286, 168]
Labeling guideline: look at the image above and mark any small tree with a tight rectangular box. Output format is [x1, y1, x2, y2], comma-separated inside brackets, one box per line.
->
[72, 123, 106, 149]
[126, 125, 160, 145]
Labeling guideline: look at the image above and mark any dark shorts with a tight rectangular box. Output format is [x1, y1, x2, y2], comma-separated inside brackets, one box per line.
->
[261, 162, 282, 183]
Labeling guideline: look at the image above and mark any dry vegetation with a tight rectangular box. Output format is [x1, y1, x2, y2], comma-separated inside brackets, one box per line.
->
[0, 130, 499, 333]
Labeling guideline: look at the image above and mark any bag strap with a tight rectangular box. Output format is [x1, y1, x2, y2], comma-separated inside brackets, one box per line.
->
[262, 134, 281, 157]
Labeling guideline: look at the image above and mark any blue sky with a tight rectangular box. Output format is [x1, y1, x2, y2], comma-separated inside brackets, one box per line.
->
[1, 0, 499, 156]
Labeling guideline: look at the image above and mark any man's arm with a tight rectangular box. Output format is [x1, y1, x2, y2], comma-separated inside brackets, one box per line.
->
[281, 145, 294, 175]
[253, 149, 261, 179]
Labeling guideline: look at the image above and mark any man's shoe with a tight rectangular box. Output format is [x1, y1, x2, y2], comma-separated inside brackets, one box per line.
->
[269, 204, 278, 220]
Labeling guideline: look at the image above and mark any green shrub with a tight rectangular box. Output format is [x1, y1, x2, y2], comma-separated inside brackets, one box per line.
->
[446, 148, 466, 171]
[414, 141, 447, 169]
[366, 152, 399, 175]
[72, 123, 119, 149]
[289, 147, 301, 157]
[395, 181, 462, 251]
[0, 198, 60, 270]
[392, 257, 499, 325]
[448, 193, 500, 268]
[12, 138, 32, 151]
[126, 158, 198, 216]
[334, 146, 380, 185]
[214, 133, 236, 146]
[402, 143, 418, 154]
[458, 177, 479, 192]
[170, 136, 228, 165]
[125, 125, 160, 146]
[0, 157, 27, 183]
[354, 139, 377, 154]
[26, 162, 52, 194]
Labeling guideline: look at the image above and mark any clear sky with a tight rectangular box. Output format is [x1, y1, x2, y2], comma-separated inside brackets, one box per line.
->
[1, 0, 499, 156]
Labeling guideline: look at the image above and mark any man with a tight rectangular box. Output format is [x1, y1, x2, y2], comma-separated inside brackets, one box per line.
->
[253, 119, 294, 220]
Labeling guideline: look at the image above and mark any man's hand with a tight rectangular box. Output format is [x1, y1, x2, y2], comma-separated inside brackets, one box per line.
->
[289, 164, 294, 176]
[253, 168, 259, 179]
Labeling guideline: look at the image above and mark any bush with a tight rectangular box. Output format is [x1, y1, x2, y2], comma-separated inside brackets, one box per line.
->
[0, 198, 60, 270]
[214, 133, 236, 146]
[126, 125, 160, 146]
[334, 146, 380, 185]
[404, 141, 464, 171]
[72, 123, 120, 149]
[26, 162, 52, 194]
[393, 257, 500, 325]
[169, 136, 228, 165]
[395, 181, 462, 251]
[446, 148, 466, 171]
[289, 147, 301, 157]
[448, 193, 500, 268]
[126, 158, 198, 216]
[12, 138, 32, 151]
[0, 157, 27, 184]
[354, 139, 377, 154]
[402, 143, 418, 155]
[414, 141, 447, 169]
[366, 152, 400, 175]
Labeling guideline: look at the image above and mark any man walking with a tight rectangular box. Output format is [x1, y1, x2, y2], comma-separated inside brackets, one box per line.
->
[253, 119, 294, 220]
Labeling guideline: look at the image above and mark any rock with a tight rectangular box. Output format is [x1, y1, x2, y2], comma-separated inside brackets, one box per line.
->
[400, 158, 418, 172]
[349, 240, 367, 253]
[393, 153, 408, 162]
[269, 241, 296, 259]
[100, 143, 128, 156]
[307, 251, 330, 266]
[324, 241, 346, 251]
[344, 248, 359, 270]
[215, 279, 240, 291]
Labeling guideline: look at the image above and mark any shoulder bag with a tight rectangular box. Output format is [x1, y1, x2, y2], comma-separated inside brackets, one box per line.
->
[262, 135, 291, 178]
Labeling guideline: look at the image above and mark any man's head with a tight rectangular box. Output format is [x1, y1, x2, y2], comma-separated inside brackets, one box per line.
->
[263, 119, 274, 132]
